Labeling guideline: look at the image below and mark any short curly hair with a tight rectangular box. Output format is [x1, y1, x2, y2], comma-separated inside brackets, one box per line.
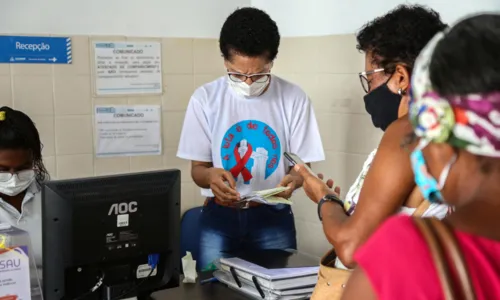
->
[356, 4, 447, 74]
[219, 7, 280, 62]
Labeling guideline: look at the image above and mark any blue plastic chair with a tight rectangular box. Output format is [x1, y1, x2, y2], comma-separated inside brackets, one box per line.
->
[180, 206, 204, 272]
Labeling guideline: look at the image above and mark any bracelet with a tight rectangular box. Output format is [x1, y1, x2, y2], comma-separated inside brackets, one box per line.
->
[317, 194, 345, 221]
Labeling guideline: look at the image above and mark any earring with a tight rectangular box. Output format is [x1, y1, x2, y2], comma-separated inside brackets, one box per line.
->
[398, 88, 403, 95]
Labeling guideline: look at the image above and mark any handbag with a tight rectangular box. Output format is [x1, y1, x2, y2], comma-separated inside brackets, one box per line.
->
[414, 217, 476, 300]
[310, 196, 432, 300]
[310, 248, 350, 300]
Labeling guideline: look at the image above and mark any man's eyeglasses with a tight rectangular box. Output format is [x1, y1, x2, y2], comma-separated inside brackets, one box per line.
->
[359, 68, 384, 93]
[227, 72, 271, 84]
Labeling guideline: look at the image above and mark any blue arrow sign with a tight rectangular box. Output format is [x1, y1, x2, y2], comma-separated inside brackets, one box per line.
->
[0, 36, 72, 64]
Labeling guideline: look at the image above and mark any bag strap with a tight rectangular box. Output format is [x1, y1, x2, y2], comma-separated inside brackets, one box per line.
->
[412, 200, 431, 217]
[428, 218, 476, 300]
[414, 217, 456, 299]
[414, 218, 476, 300]
[408, 185, 430, 217]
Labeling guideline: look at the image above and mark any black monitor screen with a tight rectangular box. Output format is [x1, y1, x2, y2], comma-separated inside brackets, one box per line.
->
[42, 170, 180, 300]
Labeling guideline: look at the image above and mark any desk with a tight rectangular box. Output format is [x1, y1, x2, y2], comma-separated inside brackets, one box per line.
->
[152, 273, 249, 300]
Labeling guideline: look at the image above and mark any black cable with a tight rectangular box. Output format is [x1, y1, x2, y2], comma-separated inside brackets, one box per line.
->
[109, 266, 156, 300]
[72, 271, 105, 300]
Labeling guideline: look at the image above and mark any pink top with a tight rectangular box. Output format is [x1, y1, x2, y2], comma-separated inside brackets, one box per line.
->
[354, 215, 500, 299]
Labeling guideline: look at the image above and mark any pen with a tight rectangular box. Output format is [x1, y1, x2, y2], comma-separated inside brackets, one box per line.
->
[200, 277, 219, 285]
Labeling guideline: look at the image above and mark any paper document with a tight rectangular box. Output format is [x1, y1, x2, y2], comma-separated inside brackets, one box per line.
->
[93, 41, 162, 96]
[239, 187, 292, 206]
[95, 105, 162, 157]
[0, 246, 31, 300]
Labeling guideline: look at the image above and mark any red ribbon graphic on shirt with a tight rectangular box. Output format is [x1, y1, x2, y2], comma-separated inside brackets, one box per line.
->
[230, 142, 253, 182]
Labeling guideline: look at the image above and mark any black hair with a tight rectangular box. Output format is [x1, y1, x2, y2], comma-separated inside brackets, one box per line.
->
[219, 7, 280, 62]
[430, 14, 500, 96]
[356, 4, 447, 74]
[0, 107, 49, 183]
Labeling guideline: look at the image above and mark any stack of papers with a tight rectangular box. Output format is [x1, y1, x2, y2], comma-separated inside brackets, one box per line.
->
[214, 250, 319, 299]
[218, 257, 319, 290]
[214, 270, 313, 300]
[239, 187, 292, 206]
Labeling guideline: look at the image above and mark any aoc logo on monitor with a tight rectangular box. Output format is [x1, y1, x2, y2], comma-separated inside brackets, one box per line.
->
[108, 201, 138, 215]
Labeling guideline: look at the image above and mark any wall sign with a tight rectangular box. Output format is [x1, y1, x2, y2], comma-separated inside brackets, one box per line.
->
[95, 105, 162, 157]
[0, 36, 72, 64]
[93, 41, 162, 96]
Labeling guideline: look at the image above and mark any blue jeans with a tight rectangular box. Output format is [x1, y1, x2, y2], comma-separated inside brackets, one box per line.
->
[198, 200, 297, 269]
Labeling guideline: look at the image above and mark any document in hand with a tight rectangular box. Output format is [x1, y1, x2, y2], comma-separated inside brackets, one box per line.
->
[239, 187, 292, 206]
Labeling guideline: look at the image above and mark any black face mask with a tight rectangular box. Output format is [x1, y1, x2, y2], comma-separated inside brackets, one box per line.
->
[363, 83, 402, 131]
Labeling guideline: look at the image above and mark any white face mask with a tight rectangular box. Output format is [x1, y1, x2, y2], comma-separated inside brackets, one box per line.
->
[227, 76, 270, 98]
[0, 170, 35, 197]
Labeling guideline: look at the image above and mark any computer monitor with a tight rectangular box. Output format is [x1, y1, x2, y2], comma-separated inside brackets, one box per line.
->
[42, 170, 180, 300]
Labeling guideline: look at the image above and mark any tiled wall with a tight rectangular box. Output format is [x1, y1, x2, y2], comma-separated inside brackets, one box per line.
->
[2, 34, 381, 258]
[273, 35, 383, 257]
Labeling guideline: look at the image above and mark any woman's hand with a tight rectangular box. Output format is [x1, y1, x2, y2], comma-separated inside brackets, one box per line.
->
[294, 164, 341, 203]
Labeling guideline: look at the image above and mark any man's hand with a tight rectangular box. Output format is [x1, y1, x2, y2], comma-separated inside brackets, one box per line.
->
[294, 164, 340, 203]
[275, 174, 302, 199]
[206, 168, 240, 202]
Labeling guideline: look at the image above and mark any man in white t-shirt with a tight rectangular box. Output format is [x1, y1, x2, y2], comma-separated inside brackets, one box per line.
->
[177, 7, 325, 269]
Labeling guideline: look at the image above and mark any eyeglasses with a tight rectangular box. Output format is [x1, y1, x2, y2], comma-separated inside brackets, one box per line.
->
[227, 72, 271, 83]
[359, 68, 385, 94]
[0, 170, 35, 182]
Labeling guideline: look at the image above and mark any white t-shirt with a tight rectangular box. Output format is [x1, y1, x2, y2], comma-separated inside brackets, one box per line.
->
[177, 75, 325, 197]
[0, 183, 42, 267]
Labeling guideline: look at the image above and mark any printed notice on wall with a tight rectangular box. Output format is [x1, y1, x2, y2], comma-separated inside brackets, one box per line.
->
[93, 41, 162, 96]
[95, 105, 162, 157]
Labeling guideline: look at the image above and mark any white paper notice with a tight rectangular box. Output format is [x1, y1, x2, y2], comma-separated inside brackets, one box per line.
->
[95, 105, 162, 157]
[93, 41, 162, 96]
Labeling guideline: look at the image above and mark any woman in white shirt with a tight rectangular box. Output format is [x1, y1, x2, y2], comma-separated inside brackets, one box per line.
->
[295, 5, 449, 269]
[0, 107, 48, 267]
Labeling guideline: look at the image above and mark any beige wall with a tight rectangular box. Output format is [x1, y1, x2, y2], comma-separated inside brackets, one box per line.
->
[273, 35, 382, 257]
[1, 34, 381, 258]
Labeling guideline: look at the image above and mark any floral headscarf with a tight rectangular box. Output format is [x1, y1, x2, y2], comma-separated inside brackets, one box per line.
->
[409, 31, 500, 157]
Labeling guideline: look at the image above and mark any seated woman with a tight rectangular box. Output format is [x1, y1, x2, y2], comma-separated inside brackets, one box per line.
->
[342, 13, 500, 299]
[0, 107, 48, 266]
[295, 4, 449, 268]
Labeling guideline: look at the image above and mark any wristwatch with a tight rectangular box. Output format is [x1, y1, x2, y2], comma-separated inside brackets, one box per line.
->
[317, 194, 345, 221]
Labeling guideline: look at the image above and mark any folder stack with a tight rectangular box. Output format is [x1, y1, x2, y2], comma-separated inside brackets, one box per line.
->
[214, 250, 319, 300]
